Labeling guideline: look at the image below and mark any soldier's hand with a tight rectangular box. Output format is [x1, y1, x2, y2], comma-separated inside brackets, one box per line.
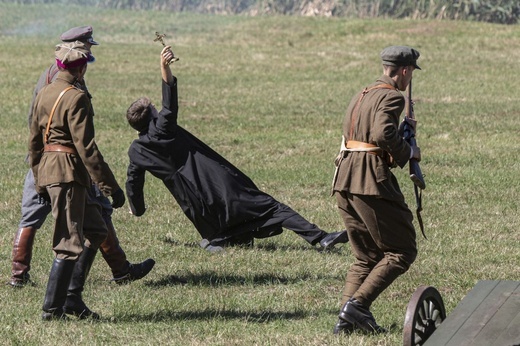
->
[38, 191, 51, 205]
[111, 188, 126, 209]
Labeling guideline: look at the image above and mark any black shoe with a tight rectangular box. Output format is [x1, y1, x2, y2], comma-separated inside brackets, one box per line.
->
[8, 272, 35, 288]
[199, 239, 225, 253]
[319, 231, 349, 250]
[338, 299, 387, 334]
[42, 308, 69, 321]
[333, 318, 356, 335]
[112, 258, 155, 285]
[63, 295, 100, 320]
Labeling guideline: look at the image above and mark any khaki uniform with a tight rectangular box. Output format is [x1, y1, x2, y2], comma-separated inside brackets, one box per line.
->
[28, 72, 120, 260]
[332, 75, 417, 307]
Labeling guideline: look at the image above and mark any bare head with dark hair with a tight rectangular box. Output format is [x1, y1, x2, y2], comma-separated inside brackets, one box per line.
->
[126, 97, 153, 133]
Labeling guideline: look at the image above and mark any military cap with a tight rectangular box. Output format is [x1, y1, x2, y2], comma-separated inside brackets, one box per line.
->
[55, 41, 95, 69]
[380, 45, 421, 70]
[60, 25, 99, 45]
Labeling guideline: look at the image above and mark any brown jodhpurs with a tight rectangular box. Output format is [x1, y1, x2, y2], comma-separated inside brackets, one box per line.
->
[336, 191, 417, 307]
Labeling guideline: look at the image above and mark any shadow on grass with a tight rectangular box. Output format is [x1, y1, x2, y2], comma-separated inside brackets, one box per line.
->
[109, 308, 309, 323]
[145, 270, 341, 288]
[163, 237, 347, 253]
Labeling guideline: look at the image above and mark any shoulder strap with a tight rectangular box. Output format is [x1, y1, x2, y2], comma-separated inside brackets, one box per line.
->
[348, 83, 397, 140]
[44, 86, 75, 144]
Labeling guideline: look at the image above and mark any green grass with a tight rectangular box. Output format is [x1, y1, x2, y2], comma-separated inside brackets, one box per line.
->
[1, 3, 519, 346]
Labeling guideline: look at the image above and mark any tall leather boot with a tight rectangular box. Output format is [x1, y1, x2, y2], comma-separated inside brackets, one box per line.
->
[100, 218, 155, 284]
[63, 247, 100, 319]
[99, 218, 129, 276]
[42, 258, 75, 321]
[9, 227, 37, 287]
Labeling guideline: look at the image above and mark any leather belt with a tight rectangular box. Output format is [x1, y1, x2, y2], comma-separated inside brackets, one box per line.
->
[345, 140, 382, 156]
[44, 144, 77, 155]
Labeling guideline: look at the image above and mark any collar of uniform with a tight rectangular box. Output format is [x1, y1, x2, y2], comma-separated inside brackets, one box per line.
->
[376, 74, 399, 90]
[54, 71, 82, 88]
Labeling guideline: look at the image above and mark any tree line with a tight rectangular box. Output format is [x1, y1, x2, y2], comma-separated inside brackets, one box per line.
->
[3, 0, 519, 24]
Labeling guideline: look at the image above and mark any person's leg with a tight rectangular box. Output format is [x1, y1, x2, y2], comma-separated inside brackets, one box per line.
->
[9, 169, 51, 287]
[63, 246, 99, 319]
[334, 190, 377, 334]
[41, 258, 75, 320]
[349, 194, 417, 307]
[10, 227, 37, 287]
[91, 186, 155, 283]
[42, 183, 86, 320]
[100, 216, 155, 284]
[63, 190, 107, 319]
[335, 192, 416, 334]
[276, 203, 348, 249]
[336, 192, 381, 307]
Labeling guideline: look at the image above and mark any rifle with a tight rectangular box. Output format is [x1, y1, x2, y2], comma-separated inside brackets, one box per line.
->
[404, 80, 425, 190]
[402, 80, 426, 238]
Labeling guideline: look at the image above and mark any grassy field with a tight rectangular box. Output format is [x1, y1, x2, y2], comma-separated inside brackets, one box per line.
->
[0, 3, 519, 346]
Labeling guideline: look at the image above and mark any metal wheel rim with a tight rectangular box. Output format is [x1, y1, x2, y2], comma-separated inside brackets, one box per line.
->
[403, 285, 446, 346]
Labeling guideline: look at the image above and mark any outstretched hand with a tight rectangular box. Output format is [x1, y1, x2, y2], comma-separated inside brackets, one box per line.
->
[160, 46, 174, 84]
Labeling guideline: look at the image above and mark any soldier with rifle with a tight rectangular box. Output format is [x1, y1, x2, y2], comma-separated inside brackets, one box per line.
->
[330, 45, 423, 334]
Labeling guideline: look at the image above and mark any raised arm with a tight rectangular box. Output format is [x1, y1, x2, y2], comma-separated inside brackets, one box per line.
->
[161, 46, 174, 85]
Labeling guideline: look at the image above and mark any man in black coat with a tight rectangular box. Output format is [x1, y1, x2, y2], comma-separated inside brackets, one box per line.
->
[125, 46, 347, 252]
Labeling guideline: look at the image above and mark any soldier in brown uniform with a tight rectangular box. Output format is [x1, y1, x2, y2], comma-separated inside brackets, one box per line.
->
[28, 41, 125, 320]
[9, 26, 154, 289]
[331, 46, 422, 334]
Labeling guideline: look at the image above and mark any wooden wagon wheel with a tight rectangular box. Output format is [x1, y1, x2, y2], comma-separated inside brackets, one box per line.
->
[403, 285, 446, 346]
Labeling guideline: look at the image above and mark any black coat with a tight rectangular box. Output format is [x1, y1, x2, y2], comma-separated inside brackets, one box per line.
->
[126, 78, 295, 243]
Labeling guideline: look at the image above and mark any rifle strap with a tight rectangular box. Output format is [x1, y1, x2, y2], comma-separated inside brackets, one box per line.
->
[414, 184, 426, 239]
[349, 83, 397, 140]
[44, 86, 75, 144]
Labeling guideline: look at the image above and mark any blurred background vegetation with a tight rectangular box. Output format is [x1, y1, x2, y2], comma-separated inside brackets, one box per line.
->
[1, 0, 519, 24]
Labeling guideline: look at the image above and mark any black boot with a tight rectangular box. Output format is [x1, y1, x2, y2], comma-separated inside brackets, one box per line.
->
[63, 247, 100, 319]
[112, 258, 156, 285]
[333, 318, 356, 334]
[338, 298, 387, 334]
[42, 258, 75, 321]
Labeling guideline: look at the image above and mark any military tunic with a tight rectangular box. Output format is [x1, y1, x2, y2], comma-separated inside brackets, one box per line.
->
[28, 72, 119, 259]
[333, 75, 417, 307]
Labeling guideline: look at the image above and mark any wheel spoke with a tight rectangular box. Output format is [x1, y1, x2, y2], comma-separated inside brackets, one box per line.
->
[403, 286, 446, 346]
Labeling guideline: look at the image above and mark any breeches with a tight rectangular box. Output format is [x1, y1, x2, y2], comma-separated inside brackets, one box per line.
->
[20, 168, 113, 229]
[336, 191, 417, 307]
[19, 169, 51, 229]
[47, 182, 108, 260]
